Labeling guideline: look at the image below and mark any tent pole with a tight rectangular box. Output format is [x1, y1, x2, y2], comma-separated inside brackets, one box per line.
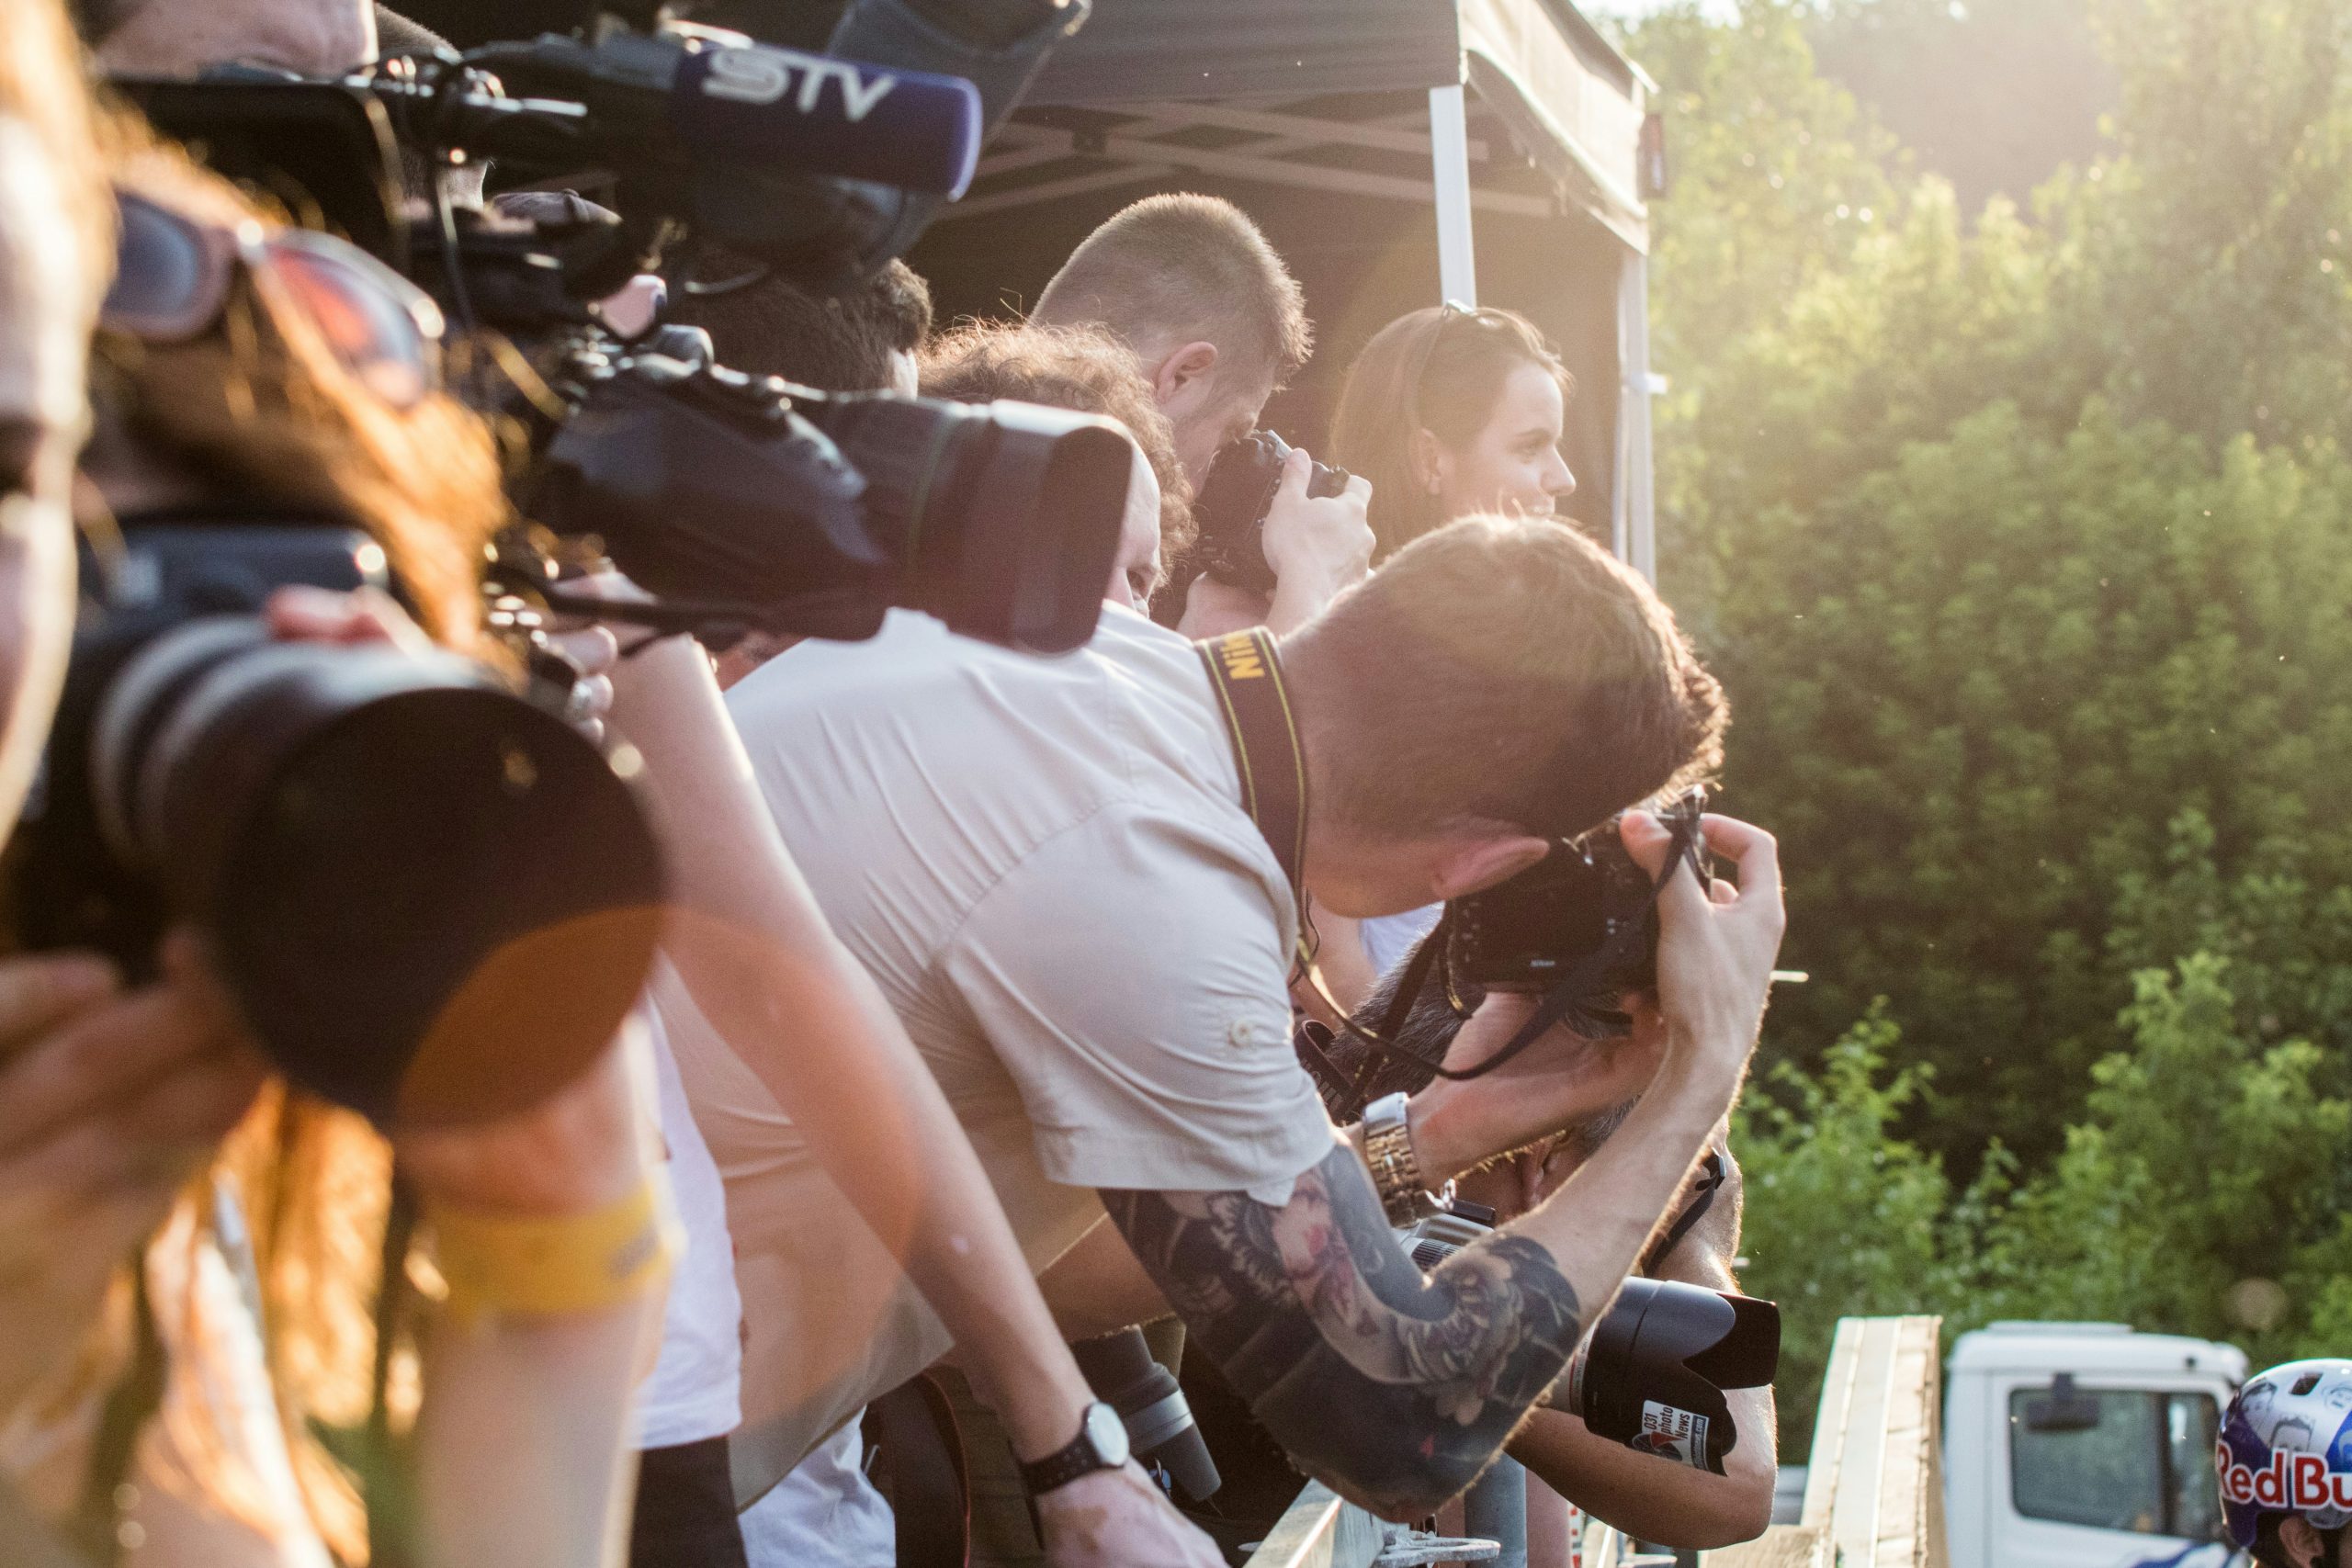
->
[1615, 247, 1658, 581]
[1429, 84, 1478, 307]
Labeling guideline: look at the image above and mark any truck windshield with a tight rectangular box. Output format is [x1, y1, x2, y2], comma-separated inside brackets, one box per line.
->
[2008, 1388, 2222, 1538]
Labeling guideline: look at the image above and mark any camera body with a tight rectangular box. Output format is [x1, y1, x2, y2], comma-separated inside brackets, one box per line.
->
[11, 520, 664, 1127]
[1448, 789, 1707, 1021]
[1192, 429, 1351, 593]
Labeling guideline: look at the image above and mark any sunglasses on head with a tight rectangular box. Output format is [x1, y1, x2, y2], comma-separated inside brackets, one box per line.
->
[102, 189, 445, 412]
[1402, 299, 1524, 432]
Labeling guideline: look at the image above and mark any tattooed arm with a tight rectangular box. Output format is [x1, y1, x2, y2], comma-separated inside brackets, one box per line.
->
[1099, 814, 1784, 1518]
[1100, 1044, 1743, 1517]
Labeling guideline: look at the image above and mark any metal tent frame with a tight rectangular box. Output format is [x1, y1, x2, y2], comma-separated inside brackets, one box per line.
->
[926, 0, 1663, 577]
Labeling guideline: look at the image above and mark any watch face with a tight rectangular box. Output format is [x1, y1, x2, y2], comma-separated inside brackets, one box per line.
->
[1083, 1401, 1131, 1468]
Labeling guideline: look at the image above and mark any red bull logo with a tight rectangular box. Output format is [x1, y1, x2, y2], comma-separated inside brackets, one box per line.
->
[2217, 1443, 2352, 1510]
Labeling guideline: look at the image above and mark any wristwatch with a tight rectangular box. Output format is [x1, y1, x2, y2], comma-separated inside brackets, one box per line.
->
[1363, 1091, 1432, 1224]
[1018, 1400, 1131, 1497]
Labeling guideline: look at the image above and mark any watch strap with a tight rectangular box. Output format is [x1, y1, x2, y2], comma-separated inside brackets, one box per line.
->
[1018, 1402, 1123, 1497]
[1363, 1091, 1428, 1225]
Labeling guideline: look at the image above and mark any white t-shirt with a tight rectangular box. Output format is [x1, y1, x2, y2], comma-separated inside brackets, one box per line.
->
[1360, 903, 1443, 978]
[667, 604, 1337, 1501]
[633, 981, 745, 1450]
[737, 1417, 896, 1568]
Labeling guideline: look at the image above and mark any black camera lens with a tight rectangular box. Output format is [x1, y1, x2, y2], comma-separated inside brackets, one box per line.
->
[1571, 1277, 1781, 1475]
[534, 361, 1133, 655]
[58, 615, 663, 1126]
[799, 391, 1134, 655]
[1191, 429, 1351, 593]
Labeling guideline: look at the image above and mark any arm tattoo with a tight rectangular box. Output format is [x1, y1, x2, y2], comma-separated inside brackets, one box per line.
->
[1101, 1145, 1582, 1516]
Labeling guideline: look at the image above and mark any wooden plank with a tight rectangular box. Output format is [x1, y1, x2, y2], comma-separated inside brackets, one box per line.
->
[1707, 1523, 1827, 1568]
[1243, 1482, 1387, 1568]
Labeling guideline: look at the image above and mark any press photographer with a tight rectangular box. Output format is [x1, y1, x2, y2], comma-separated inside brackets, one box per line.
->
[0, 52, 668, 1565]
[1030, 194, 1375, 636]
[683, 507, 1782, 1527]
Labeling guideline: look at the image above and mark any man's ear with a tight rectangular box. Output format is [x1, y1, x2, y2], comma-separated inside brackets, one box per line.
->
[1153, 340, 1221, 404]
[2277, 1516, 2325, 1567]
[1428, 831, 1552, 902]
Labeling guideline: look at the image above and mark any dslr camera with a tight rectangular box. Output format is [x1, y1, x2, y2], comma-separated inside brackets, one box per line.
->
[1446, 788, 1708, 1030]
[1191, 430, 1351, 593]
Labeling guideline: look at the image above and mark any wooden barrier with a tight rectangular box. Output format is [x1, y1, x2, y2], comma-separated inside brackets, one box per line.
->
[1244, 1315, 1949, 1568]
[1713, 1315, 1949, 1568]
[1240, 1483, 1388, 1568]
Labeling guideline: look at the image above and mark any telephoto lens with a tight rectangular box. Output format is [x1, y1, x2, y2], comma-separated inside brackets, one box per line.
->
[532, 352, 1135, 655]
[13, 525, 665, 1128]
[1190, 429, 1351, 593]
[1069, 1328, 1222, 1501]
[1569, 1278, 1780, 1475]
[1396, 1197, 1780, 1476]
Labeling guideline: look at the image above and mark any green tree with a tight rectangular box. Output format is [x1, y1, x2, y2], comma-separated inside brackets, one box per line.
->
[1622, 0, 2352, 1164]
[1743, 961, 2352, 1453]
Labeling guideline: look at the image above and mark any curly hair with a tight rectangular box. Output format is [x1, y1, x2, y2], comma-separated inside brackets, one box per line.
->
[918, 319, 1194, 559]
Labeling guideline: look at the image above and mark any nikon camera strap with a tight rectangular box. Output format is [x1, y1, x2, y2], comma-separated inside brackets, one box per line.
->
[1194, 628, 1309, 910]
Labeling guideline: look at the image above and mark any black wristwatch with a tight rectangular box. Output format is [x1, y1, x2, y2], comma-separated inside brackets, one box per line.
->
[1018, 1400, 1130, 1496]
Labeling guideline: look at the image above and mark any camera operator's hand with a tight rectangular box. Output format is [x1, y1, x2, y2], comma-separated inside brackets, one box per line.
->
[1622, 811, 1784, 1089]
[1259, 446, 1372, 635]
[1405, 991, 1669, 1184]
[0, 944, 264, 1413]
[1034, 1461, 1227, 1568]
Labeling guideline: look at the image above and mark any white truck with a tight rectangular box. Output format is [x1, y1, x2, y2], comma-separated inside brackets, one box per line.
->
[1942, 1321, 2246, 1568]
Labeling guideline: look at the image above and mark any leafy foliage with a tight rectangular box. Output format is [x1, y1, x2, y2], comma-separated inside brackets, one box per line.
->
[1611, 0, 2352, 1448]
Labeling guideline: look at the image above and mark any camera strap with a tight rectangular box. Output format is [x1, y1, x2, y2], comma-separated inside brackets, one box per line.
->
[1641, 1148, 1727, 1275]
[1194, 628, 1309, 915]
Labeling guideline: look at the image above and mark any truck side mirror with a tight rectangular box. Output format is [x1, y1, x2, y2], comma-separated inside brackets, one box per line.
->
[2022, 1371, 2104, 1433]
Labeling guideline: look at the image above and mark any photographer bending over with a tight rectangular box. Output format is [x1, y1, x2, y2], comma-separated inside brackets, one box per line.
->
[685, 512, 1783, 1519]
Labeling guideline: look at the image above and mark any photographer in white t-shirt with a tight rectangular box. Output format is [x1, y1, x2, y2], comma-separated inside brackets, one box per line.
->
[683, 513, 1785, 1521]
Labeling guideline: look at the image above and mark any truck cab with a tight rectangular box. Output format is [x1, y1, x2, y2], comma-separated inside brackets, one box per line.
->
[1944, 1321, 2246, 1568]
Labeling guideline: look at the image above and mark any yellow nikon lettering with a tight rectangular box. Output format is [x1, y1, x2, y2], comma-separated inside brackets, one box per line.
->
[1218, 636, 1266, 682]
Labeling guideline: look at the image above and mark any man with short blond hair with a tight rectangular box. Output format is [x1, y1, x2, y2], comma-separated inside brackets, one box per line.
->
[1035, 193, 1371, 638]
[1034, 192, 1311, 484]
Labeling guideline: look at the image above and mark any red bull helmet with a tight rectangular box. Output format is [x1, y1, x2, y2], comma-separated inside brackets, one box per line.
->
[2217, 1359, 2352, 1550]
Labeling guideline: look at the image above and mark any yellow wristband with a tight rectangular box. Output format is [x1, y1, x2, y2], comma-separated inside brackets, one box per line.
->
[430, 1179, 678, 1323]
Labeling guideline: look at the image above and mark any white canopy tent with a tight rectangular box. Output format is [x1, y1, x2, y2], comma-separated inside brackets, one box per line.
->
[914, 0, 1664, 576]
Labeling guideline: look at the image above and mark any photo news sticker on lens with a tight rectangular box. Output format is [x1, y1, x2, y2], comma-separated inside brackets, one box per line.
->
[1636, 1402, 1713, 1470]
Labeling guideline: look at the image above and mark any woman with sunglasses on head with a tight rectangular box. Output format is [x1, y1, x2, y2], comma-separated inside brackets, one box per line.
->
[0, 80, 667, 1568]
[1295, 305, 1582, 1010]
[1330, 302, 1578, 564]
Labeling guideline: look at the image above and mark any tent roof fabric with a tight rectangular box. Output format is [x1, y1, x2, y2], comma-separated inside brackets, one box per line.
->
[1021, 0, 1649, 248]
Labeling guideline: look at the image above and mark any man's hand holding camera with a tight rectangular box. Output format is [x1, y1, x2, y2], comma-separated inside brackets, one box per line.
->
[1180, 445, 1374, 638]
[1626, 809, 1784, 1096]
